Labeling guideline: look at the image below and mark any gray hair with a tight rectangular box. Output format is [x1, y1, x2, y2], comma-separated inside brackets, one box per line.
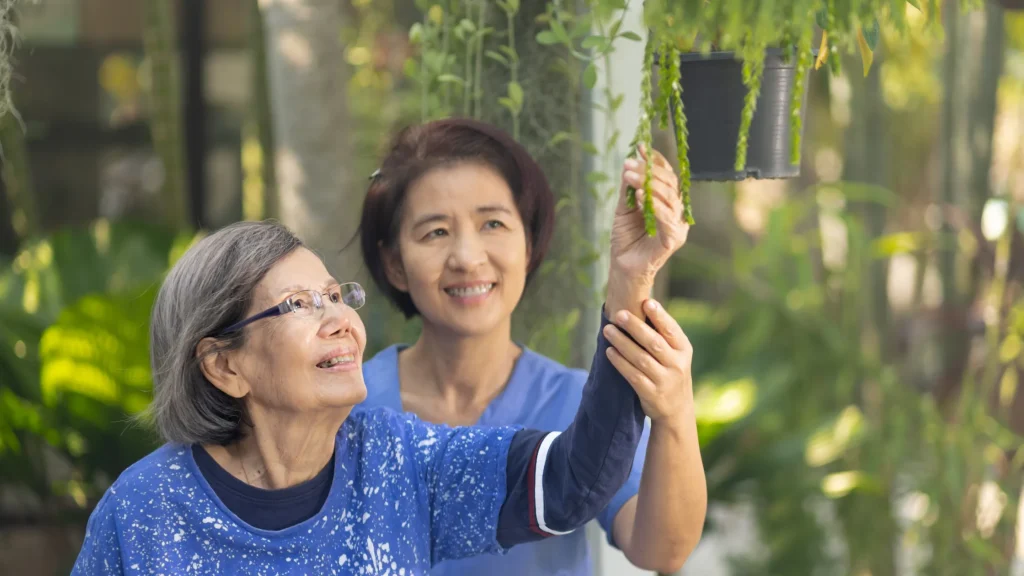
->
[147, 220, 303, 445]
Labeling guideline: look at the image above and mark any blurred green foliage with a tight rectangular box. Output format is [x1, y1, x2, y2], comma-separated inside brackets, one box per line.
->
[680, 186, 1024, 574]
[0, 220, 197, 509]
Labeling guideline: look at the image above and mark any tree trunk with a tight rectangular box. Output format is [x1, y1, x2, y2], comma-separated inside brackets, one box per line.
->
[0, 112, 33, 246]
[258, 0, 356, 275]
[966, 2, 1005, 298]
[250, 0, 278, 220]
[142, 0, 190, 231]
[0, 168, 18, 255]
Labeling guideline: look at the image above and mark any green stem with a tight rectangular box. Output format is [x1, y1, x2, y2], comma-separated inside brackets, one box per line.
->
[473, 0, 486, 119]
[420, 12, 430, 121]
[441, 3, 452, 114]
[463, 0, 472, 117]
[506, 6, 519, 140]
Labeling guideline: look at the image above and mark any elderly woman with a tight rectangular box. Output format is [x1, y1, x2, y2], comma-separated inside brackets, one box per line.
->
[71, 157, 691, 574]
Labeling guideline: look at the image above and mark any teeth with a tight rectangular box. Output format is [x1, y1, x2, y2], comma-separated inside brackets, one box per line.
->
[445, 284, 494, 297]
[317, 354, 355, 368]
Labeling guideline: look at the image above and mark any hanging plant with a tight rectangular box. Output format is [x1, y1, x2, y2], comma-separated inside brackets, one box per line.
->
[601, 0, 980, 234]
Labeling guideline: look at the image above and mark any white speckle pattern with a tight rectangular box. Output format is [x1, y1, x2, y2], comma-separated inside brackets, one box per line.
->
[71, 408, 518, 574]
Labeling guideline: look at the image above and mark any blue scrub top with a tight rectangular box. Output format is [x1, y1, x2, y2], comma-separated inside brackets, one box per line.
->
[361, 344, 651, 576]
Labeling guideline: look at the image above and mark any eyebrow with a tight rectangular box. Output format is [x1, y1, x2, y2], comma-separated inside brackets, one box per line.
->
[411, 205, 515, 229]
[277, 278, 339, 297]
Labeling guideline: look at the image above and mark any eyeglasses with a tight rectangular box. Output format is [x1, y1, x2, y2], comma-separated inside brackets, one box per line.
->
[216, 282, 366, 336]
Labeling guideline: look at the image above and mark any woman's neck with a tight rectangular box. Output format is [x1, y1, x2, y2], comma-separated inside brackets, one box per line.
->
[399, 321, 521, 425]
[206, 406, 348, 490]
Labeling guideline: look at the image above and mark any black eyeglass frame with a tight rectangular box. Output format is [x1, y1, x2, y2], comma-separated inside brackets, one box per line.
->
[215, 282, 365, 336]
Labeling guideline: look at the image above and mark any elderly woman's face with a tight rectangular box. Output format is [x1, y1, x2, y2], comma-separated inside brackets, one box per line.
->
[234, 247, 367, 412]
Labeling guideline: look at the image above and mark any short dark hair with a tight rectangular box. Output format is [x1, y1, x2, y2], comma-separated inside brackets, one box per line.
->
[359, 118, 555, 318]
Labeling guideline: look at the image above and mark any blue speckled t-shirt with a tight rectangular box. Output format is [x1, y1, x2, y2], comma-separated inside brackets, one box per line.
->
[71, 407, 517, 575]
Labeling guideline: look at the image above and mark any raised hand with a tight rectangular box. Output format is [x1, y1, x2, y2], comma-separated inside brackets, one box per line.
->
[609, 145, 690, 285]
[602, 298, 693, 423]
[605, 146, 690, 320]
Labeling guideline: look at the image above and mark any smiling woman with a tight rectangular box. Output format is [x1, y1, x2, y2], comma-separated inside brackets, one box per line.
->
[357, 118, 707, 575]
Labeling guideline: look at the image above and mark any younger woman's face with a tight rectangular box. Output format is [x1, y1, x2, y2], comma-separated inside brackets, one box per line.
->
[386, 162, 530, 338]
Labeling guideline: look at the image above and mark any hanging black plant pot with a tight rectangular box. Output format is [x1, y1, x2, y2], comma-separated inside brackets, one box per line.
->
[671, 48, 811, 181]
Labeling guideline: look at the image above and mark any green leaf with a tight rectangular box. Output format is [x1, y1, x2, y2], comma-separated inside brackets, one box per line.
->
[498, 97, 521, 115]
[583, 63, 598, 89]
[582, 142, 599, 155]
[409, 23, 424, 44]
[506, 0, 519, 13]
[862, 19, 880, 50]
[547, 131, 574, 147]
[571, 13, 593, 38]
[906, 0, 921, 9]
[815, 8, 829, 29]
[550, 18, 570, 42]
[437, 74, 466, 86]
[536, 30, 559, 45]
[459, 18, 476, 33]
[484, 50, 509, 66]
[587, 171, 610, 184]
[609, 19, 622, 38]
[856, 28, 874, 77]
[581, 35, 607, 49]
[497, 45, 519, 64]
[403, 58, 419, 79]
[507, 81, 524, 107]
[872, 232, 920, 256]
[620, 31, 642, 42]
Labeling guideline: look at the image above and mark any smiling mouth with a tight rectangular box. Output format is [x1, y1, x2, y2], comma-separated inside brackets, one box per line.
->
[444, 283, 496, 298]
[317, 354, 356, 369]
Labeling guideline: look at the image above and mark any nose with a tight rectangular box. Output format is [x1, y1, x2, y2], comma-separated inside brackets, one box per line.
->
[447, 230, 487, 272]
[318, 301, 353, 339]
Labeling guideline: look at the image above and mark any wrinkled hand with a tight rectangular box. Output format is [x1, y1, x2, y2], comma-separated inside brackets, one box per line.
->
[603, 298, 693, 423]
[609, 145, 690, 284]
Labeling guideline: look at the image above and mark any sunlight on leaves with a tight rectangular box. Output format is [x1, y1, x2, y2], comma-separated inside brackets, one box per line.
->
[39, 290, 155, 414]
[805, 405, 865, 467]
[694, 377, 757, 425]
[873, 231, 922, 257]
[821, 470, 874, 498]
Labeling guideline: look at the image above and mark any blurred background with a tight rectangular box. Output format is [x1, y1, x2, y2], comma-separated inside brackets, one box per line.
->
[0, 0, 1023, 575]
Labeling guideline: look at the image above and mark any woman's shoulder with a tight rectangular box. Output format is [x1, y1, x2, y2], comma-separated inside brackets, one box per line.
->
[346, 405, 429, 443]
[94, 444, 194, 511]
[346, 405, 517, 455]
[516, 348, 589, 390]
[361, 344, 401, 377]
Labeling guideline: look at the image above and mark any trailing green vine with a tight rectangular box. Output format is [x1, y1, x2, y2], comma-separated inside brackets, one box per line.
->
[591, 0, 980, 235]
[734, 47, 765, 172]
[669, 48, 694, 225]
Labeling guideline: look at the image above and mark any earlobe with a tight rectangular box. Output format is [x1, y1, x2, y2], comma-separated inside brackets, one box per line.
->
[379, 243, 409, 292]
[196, 338, 249, 399]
